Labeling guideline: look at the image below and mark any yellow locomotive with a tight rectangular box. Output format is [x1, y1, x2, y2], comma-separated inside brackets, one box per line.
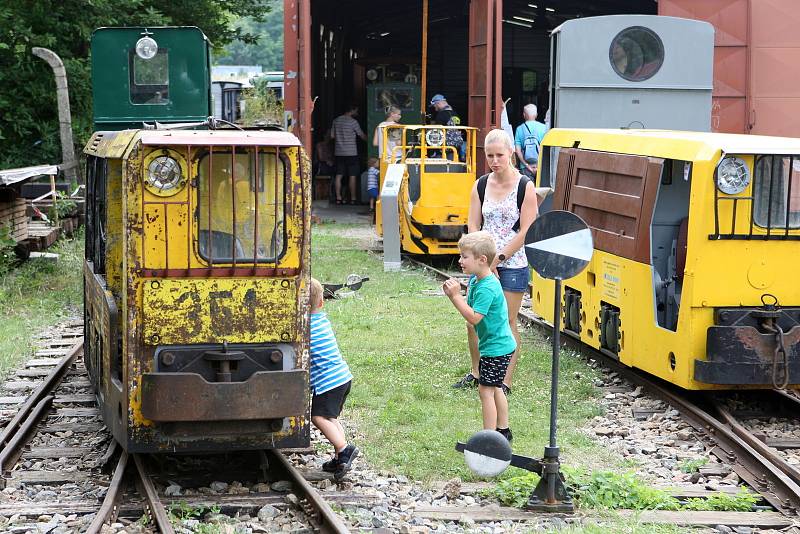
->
[375, 125, 477, 254]
[533, 128, 800, 390]
[84, 129, 312, 452]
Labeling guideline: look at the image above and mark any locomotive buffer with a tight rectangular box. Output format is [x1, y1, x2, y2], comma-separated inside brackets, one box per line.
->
[456, 210, 593, 513]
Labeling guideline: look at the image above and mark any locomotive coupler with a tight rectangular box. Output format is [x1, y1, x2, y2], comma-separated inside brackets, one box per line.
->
[202, 341, 246, 382]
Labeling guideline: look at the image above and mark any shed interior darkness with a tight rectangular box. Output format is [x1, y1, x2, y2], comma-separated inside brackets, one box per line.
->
[309, 0, 657, 143]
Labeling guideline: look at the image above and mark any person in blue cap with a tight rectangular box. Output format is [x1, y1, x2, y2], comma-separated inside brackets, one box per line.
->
[430, 94, 465, 160]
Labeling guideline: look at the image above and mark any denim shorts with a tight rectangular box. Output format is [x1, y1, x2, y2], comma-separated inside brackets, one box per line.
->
[496, 265, 530, 293]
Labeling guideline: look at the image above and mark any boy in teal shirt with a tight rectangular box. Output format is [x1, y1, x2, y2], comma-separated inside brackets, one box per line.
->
[443, 231, 517, 442]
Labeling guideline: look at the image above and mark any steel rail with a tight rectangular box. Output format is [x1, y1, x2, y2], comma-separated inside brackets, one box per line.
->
[712, 401, 800, 498]
[0, 340, 83, 475]
[405, 256, 800, 514]
[133, 454, 175, 534]
[265, 449, 351, 534]
[85, 451, 128, 534]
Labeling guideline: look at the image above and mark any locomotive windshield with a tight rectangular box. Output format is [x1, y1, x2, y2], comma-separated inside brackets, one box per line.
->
[753, 155, 800, 229]
[197, 148, 286, 263]
[129, 50, 169, 105]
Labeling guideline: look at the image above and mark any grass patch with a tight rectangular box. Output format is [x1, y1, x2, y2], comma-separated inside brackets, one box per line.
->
[485, 469, 758, 512]
[0, 230, 83, 378]
[312, 223, 609, 481]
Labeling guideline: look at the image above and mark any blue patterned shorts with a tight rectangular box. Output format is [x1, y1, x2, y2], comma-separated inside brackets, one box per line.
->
[497, 266, 530, 293]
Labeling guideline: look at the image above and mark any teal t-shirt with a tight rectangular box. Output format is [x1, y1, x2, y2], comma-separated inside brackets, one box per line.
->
[467, 275, 517, 357]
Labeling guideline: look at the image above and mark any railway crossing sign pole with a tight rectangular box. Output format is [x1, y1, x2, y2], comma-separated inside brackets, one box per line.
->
[524, 210, 593, 512]
[455, 211, 592, 513]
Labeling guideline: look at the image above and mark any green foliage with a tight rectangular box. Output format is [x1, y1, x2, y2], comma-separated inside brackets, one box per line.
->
[565, 468, 679, 511]
[484, 468, 758, 513]
[682, 487, 759, 512]
[678, 457, 708, 474]
[0, 225, 18, 276]
[0, 0, 273, 169]
[47, 191, 78, 222]
[486, 472, 541, 508]
[240, 83, 284, 127]
[215, 3, 284, 70]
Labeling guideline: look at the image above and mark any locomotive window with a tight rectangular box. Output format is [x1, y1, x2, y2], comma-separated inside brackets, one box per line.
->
[197, 149, 286, 263]
[609, 26, 664, 82]
[753, 155, 800, 229]
[129, 50, 169, 105]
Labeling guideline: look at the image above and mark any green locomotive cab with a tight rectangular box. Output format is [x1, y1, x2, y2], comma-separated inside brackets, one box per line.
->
[91, 27, 211, 130]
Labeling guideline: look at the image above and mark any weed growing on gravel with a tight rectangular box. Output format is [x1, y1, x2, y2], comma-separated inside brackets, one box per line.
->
[311, 224, 611, 481]
[484, 468, 758, 512]
[678, 456, 708, 473]
[0, 230, 83, 378]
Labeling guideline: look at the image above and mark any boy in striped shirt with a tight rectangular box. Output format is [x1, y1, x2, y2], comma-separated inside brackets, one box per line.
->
[309, 278, 358, 478]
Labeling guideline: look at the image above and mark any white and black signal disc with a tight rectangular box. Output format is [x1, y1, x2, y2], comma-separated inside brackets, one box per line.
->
[525, 211, 593, 281]
[463, 430, 513, 477]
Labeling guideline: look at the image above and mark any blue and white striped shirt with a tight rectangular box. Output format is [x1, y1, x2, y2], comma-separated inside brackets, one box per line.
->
[309, 312, 353, 395]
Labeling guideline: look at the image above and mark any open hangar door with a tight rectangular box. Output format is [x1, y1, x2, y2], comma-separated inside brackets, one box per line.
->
[285, 0, 505, 173]
[500, 0, 656, 128]
[285, 0, 659, 172]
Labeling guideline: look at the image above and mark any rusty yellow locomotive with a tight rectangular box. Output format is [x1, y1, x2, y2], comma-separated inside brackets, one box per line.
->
[83, 27, 311, 453]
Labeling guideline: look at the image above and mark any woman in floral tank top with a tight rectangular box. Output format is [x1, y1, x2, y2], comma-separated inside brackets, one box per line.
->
[452, 129, 539, 395]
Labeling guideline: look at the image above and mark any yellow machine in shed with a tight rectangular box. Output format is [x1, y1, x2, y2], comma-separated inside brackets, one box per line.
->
[534, 128, 800, 390]
[84, 129, 312, 452]
[375, 125, 477, 255]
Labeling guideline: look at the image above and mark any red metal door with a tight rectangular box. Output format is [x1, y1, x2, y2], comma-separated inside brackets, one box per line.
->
[749, 0, 800, 136]
[659, 0, 749, 134]
[284, 0, 313, 151]
[469, 0, 503, 173]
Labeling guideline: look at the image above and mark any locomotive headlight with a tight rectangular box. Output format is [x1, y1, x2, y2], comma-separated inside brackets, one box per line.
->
[425, 128, 445, 147]
[715, 156, 751, 195]
[135, 36, 158, 60]
[145, 155, 185, 196]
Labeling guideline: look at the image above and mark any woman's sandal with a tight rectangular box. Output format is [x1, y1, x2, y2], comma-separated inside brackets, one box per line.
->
[335, 199, 343, 205]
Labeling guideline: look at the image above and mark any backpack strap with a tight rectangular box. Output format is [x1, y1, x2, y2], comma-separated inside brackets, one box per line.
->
[476, 174, 489, 229]
[512, 175, 530, 232]
[477, 174, 489, 205]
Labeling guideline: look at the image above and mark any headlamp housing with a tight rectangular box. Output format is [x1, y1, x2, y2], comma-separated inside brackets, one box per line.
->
[425, 128, 445, 147]
[715, 156, 751, 195]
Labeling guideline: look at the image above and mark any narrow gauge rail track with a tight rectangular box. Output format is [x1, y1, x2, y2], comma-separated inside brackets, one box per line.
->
[408, 256, 800, 516]
[0, 322, 351, 533]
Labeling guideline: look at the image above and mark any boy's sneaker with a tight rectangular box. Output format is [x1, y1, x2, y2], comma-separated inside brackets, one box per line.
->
[321, 457, 339, 473]
[333, 445, 359, 479]
[452, 372, 477, 389]
[497, 428, 513, 443]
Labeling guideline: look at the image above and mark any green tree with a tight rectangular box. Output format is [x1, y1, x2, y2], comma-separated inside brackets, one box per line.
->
[215, 3, 283, 70]
[0, 0, 272, 170]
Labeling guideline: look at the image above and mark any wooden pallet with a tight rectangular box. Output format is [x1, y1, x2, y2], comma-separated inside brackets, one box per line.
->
[23, 221, 60, 251]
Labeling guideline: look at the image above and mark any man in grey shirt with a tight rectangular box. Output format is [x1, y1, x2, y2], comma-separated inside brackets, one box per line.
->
[331, 105, 366, 204]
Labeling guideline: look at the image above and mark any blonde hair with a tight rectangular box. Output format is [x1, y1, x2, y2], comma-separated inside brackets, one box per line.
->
[309, 277, 324, 310]
[385, 106, 401, 118]
[458, 231, 496, 264]
[484, 128, 516, 170]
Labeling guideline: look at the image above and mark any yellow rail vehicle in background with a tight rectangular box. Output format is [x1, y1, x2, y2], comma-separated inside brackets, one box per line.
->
[84, 129, 312, 453]
[375, 125, 477, 255]
[534, 129, 800, 390]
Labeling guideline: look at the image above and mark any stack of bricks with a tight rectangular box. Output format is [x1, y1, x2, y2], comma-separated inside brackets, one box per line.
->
[0, 198, 28, 242]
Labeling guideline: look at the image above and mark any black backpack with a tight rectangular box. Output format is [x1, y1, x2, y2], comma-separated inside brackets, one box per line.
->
[476, 174, 530, 232]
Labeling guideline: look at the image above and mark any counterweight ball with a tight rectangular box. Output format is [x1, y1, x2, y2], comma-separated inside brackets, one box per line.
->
[464, 430, 512, 477]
